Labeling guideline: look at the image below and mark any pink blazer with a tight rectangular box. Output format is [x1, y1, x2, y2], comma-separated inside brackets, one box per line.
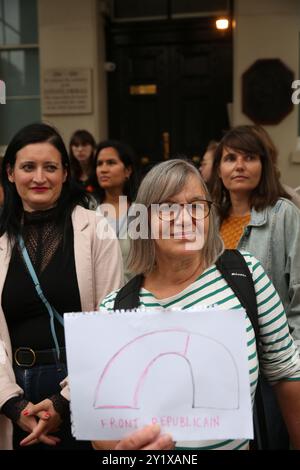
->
[0, 206, 123, 449]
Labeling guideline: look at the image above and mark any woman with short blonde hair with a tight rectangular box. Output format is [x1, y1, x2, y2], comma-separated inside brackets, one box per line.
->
[93, 158, 300, 451]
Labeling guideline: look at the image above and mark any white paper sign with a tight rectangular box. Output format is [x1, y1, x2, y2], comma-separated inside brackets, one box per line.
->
[64, 309, 253, 441]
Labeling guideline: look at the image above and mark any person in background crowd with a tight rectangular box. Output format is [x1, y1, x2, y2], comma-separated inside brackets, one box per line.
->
[0, 123, 123, 450]
[251, 125, 300, 209]
[91, 159, 300, 450]
[69, 129, 96, 194]
[210, 124, 300, 449]
[199, 141, 218, 191]
[93, 140, 140, 282]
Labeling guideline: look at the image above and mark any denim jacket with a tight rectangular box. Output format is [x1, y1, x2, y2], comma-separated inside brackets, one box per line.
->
[238, 198, 300, 347]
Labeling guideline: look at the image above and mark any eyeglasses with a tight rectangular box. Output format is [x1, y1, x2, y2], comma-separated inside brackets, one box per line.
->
[156, 200, 213, 222]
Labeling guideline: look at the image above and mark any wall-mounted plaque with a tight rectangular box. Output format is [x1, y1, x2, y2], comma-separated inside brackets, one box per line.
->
[43, 68, 92, 115]
[242, 59, 294, 125]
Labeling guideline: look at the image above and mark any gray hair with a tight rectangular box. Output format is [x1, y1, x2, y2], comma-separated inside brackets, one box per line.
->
[128, 159, 224, 275]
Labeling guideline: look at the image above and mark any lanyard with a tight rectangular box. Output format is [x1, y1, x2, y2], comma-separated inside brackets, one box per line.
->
[18, 235, 64, 360]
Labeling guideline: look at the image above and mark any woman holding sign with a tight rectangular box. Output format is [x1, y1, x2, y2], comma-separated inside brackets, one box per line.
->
[0, 123, 123, 450]
[92, 159, 300, 450]
[22, 159, 300, 450]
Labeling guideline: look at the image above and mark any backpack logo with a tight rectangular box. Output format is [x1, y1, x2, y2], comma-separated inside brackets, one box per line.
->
[231, 272, 247, 278]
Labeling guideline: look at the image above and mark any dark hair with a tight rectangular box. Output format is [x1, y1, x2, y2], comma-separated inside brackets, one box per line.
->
[0, 122, 90, 242]
[199, 140, 219, 190]
[69, 129, 96, 180]
[93, 139, 139, 204]
[210, 125, 291, 221]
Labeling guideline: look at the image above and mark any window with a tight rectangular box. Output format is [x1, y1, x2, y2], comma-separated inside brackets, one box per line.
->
[0, 0, 40, 147]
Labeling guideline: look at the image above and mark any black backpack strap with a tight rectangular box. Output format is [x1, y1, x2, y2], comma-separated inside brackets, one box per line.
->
[216, 249, 259, 344]
[113, 274, 144, 310]
[216, 249, 268, 449]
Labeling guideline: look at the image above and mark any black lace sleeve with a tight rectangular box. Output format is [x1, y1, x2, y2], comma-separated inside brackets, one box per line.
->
[49, 393, 70, 421]
[1, 396, 29, 423]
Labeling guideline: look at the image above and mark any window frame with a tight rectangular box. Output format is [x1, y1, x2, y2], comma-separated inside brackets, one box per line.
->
[0, 0, 40, 147]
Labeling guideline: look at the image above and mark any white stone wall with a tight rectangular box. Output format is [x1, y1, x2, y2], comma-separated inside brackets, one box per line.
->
[38, 0, 108, 146]
[233, 0, 300, 186]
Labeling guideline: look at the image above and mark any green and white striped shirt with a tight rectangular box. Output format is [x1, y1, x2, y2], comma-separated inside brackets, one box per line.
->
[100, 252, 300, 450]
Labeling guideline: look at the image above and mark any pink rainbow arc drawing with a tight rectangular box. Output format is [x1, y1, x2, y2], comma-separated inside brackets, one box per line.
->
[93, 328, 240, 411]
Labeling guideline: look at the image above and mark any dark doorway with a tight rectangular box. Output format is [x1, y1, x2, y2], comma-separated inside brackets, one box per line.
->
[106, 18, 232, 168]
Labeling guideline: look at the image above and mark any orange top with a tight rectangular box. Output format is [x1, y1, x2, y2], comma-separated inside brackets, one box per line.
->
[220, 214, 251, 249]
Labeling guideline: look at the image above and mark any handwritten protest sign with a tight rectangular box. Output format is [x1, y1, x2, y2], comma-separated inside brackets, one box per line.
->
[64, 308, 252, 440]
